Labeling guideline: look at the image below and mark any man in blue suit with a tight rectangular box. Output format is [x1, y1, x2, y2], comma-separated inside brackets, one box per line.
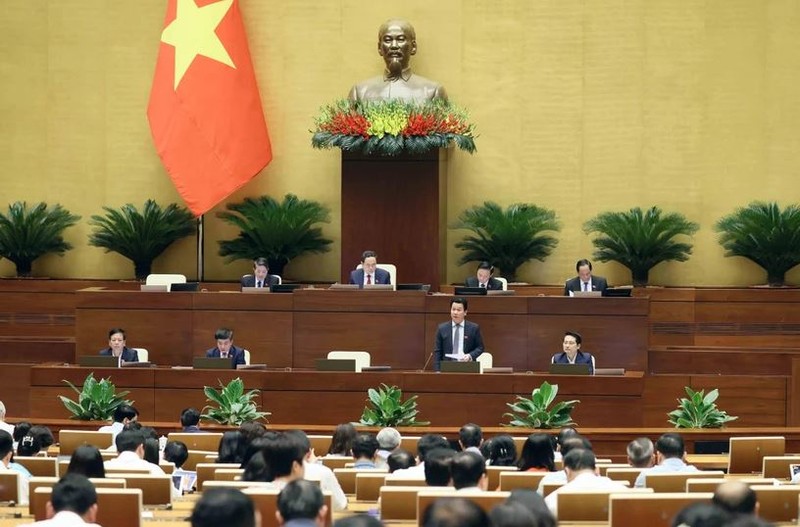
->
[349, 250, 391, 287]
[433, 297, 484, 371]
[98, 328, 139, 363]
[551, 331, 595, 374]
[564, 259, 608, 296]
[205, 328, 246, 369]
[240, 257, 280, 289]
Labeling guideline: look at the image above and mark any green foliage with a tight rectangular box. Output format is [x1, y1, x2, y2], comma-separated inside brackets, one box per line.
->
[201, 378, 270, 426]
[667, 387, 738, 428]
[715, 201, 800, 286]
[453, 201, 560, 282]
[583, 206, 699, 286]
[0, 201, 80, 277]
[88, 200, 195, 280]
[58, 374, 133, 421]
[217, 194, 333, 276]
[504, 381, 579, 428]
[358, 384, 430, 427]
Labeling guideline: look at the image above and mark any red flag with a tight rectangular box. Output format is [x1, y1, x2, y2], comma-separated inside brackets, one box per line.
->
[147, 0, 271, 216]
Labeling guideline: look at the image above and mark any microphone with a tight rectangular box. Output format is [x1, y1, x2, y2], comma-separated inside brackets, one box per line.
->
[419, 352, 434, 372]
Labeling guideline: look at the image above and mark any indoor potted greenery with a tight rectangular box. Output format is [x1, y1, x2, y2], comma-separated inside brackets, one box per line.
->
[452, 201, 560, 282]
[0, 201, 80, 277]
[504, 381, 579, 428]
[667, 387, 738, 428]
[217, 194, 333, 277]
[201, 377, 270, 426]
[88, 200, 195, 280]
[715, 201, 800, 287]
[357, 384, 429, 427]
[58, 374, 133, 421]
[583, 206, 699, 287]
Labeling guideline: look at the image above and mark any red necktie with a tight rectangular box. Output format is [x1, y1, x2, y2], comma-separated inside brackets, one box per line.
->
[367, 274, 372, 285]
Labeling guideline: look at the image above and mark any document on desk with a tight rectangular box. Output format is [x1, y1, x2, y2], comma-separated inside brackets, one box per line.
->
[445, 353, 466, 360]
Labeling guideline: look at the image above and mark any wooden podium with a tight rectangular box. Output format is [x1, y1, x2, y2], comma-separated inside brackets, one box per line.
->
[340, 150, 448, 290]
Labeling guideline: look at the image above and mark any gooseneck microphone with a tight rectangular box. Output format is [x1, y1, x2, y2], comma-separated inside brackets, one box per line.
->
[419, 352, 434, 372]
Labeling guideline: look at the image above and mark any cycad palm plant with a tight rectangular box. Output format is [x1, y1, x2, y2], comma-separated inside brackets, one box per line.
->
[715, 201, 800, 286]
[453, 201, 560, 282]
[584, 206, 699, 286]
[217, 194, 333, 276]
[0, 201, 80, 277]
[88, 200, 195, 280]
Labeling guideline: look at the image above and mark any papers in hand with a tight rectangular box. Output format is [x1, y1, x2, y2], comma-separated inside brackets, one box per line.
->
[445, 353, 466, 360]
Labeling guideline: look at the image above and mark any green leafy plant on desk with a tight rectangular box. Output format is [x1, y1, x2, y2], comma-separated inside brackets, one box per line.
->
[58, 373, 133, 421]
[504, 381, 579, 428]
[357, 383, 429, 427]
[668, 387, 738, 428]
[201, 377, 270, 426]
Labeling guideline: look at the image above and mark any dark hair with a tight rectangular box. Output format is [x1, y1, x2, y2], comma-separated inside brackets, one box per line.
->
[112, 404, 138, 424]
[67, 445, 106, 478]
[241, 434, 275, 469]
[191, 487, 256, 527]
[564, 331, 582, 346]
[575, 259, 593, 272]
[215, 328, 234, 341]
[164, 441, 189, 469]
[115, 429, 145, 453]
[351, 433, 379, 460]
[29, 425, 54, 449]
[627, 437, 654, 468]
[243, 432, 303, 482]
[563, 448, 596, 472]
[488, 435, 517, 466]
[334, 515, 384, 527]
[51, 474, 97, 515]
[656, 432, 685, 459]
[328, 423, 357, 456]
[238, 422, 267, 445]
[670, 502, 731, 527]
[253, 257, 269, 269]
[417, 434, 450, 463]
[17, 434, 42, 457]
[450, 297, 468, 311]
[517, 433, 555, 472]
[459, 423, 482, 449]
[506, 489, 557, 527]
[108, 327, 126, 339]
[711, 481, 758, 515]
[140, 426, 158, 440]
[361, 250, 377, 261]
[451, 451, 486, 489]
[0, 430, 13, 458]
[387, 449, 415, 473]
[12, 422, 32, 443]
[476, 262, 493, 272]
[422, 497, 489, 527]
[277, 479, 324, 521]
[285, 430, 311, 455]
[143, 438, 160, 464]
[560, 436, 592, 457]
[488, 502, 538, 527]
[479, 438, 493, 459]
[556, 427, 578, 448]
[181, 408, 201, 427]
[424, 448, 456, 486]
[217, 431, 246, 464]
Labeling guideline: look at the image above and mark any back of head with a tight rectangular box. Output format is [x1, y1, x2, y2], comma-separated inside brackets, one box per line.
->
[115, 429, 145, 454]
[285, 429, 311, 456]
[712, 481, 757, 515]
[417, 434, 450, 463]
[244, 432, 303, 482]
[657, 433, 685, 459]
[422, 497, 490, 527]
[51, 474, 97, 515]
[181, 408, 201, 427]
[377, 427, 401, 451]
[218, 431, 245, 464]
[670, 502, 731, 527]
[164, 441, 189, 469]
[328, 423, 357, 455]
[0, 430, 13, 459]
[387, 449, 415, 473]
[518, 433, 555, 472]
[352, 433, 379, 460]
[451, 451, 486, 490]
[489, 502, 538, 527]
[563, 448, 596, 473]
[334, 514, 383, 527]
[557, 427, 578, 447]
[238, 421, 267, 445]
[17, 434, 42, 457]
[488, 435, 518, 466]
[560, 435, 592, 458]
[459, 424, 483, 449]
[143, 437, 160, 464]
[30, 425, 55, 449]
[12, 422, 32, 443]
[277, 479, 325, 522]
[506, 489, 557, 527]
[424, 448, 456, 486]
[113, 404, 138, 424]
[191, 487, 256, 527]
[67, 445, 106, 478]
[627, 437, 655, 468]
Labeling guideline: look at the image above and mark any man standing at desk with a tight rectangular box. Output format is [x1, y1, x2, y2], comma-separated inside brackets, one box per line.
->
[205, 328, 246, 369]
[564, 259, 608, 296]
[433, 298, 484, 371]
[349, 250, 391, 287]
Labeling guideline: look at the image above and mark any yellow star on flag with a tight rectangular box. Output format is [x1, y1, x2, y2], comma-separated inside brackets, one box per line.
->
[161, 0, 236, 90]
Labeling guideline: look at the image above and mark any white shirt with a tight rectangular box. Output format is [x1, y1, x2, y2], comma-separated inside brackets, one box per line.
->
[0, 420, 14, 437]
[305, 461, 348, 511]
[20, 511, 100, 526]
[388, 462, 425, 479]
[104, 451, 165, 475]
[363, 273, 374, 285]
[97, 422, 124, 446]
[545, 472, 627, 517]
[634, 457, 698, 488]
[537, 469, 567, 494]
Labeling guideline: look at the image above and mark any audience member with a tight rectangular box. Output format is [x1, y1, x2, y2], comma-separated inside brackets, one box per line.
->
[626, 437, 655, 468]
[458, 424, 483, 455]
[0, 401, 14, 437]
[424, 448, 456, 487]
[670, 502, 731, 527]
[239, 422, 267, 445]
[29, 425, 55, 451]
[242, 432, 304, 488]
[387, 449, 415, 473]
[489, 502, 538, 527]
[190, 487, 259, 527]
[487, 435, 517, 466]
[635, 433, 698, 488]
[421, 497, 490, 527]
[164, 440, 197, 493]
[537, 435, 593, 494]
[67, 445, 105, 479]
[506, 489, 557, 527]
[389, 434, 449, 478]
[327, 423, 357, 456]
[276, 479, 328, 527]
[98, 404, 138, 445]
[333, 515, 383, 527]
[143, 437, 160, 465]
[351, 434, 379, 469]
[180, 408, 202, 433]
[554, 427, 579, 461]
[375, 427, 401, 469]
[205, 328, 247, 369]
[517, 433, 555, 472]
[286, 430, 347, 512]
[544, 449, 626, 517]
[451, 451, 488, 491]
[21, 474, 99, 527]
[712, 481, 758, 516]
[0, 430, 30, 505]
[17, 434, 42, 457]
[217, 431, 246, 464]
[12, 422, 32, 448]
[104, 429, 165, 475]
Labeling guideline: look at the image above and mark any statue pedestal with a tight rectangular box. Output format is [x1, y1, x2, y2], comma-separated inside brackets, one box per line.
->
[340, 150, 448, 291]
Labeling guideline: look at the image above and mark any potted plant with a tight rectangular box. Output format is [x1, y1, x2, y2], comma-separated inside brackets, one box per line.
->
[0, 201, 80, 277]
[357, 384, 430, 427]
[201, 378, 270, 426]
[88, 200, 195, 280]
[715, 201, 800, 286]
[217, 194, 333, 277]
[58, 374, 133, 421]
[452, 201, 560, 282]
[667, 387, 738, 428]
[583, 206, 699, 287]
[504, 381, 579, 428]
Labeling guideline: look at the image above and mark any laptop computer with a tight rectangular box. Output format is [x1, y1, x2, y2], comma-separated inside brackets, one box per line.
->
[192, 357, 232, 370]
[78, 356, 119, 368]
[270, 284, 301, 293]
[790, 463, 800, 480]
[120, 361, 153, 368]
[362, 284, 393, 290]
[170, 282, 200, 292]
[487, 289, 515, 296]
[571, 291, 602, 298]
[440, 361, 481, 373]
[454, 286, 488, 296]
[315, 358, 357, 371]
[140, 284, 168, 292]
[604, 287, 633, 297]
[237, 363, 267, 370]
[328, 284, 360, 290]
[241, 286, 271, 294]
[548, 363, 591, 375]
[396, 284, 430, 291]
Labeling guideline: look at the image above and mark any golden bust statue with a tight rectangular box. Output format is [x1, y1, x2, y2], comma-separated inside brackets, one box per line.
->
[348, 19, 448, 103]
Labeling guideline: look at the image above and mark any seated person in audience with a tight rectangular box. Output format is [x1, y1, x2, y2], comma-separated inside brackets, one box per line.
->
[422, 496, 489, 527]
[205, 328, 247, 369]
[465, 261, 504, 290]
[551, 331, 594, 375]
[487, 434, 517, 466]
[22, 473, 100, 527]
[242, 432, 304, 488]
[349, 250, 391, 286]
[143, 437, 160, 465]
[67, 445, 106, 478]
[518, 433, 556, 473]
[537, 435, 592, 494]
[104, 429, 166, 475]
[98, 327, 139, 363]
[0, 401, 15, 437]
[191, 487, 260, 527]
[241, 257, 280, 289]
[277, 479, 328, 527]
[30, 425, 55, 452]
[553, 427, 578, 461]
[544, 449, 626, 517]
[12, 421, 31, 450]
[564, 259, 608, 296]
[634, 432, 698, 488]
[217, 431, 246, 464]
[286, 430, 347, 512]
[626, 437, 655, 468]
[433, 297, 485, 371]
[164, 440, 197, 493]
[425, 448, 456, 487]
[326, 423, 357, 456]
[238, 421, 267, 444]
[712, 480, 758, 516]
[458, 423, 483, 455]
[375, 427, 401, 470]
[0, 430, 30, 505]
[334, 515, 383, 527]
[180, 407, 202, 433]
[452, 451, 488, 491]
[98, 404, 138, 445]
[389, 434, 449, 478]
[670, 502, 732, 527]
[489, 502, 540, 527]
[17, 434, 42, 457]
[351, 433, 380, 469]
[387, 449, 415, 473]
[506, 489, 557, 527]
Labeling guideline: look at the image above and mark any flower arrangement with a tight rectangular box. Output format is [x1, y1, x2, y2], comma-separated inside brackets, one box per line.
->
[311, 99, 477, 156]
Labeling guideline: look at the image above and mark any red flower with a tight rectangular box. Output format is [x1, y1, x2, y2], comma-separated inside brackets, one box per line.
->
[321, 112, 369, 137]
[403, 113, 438, 136]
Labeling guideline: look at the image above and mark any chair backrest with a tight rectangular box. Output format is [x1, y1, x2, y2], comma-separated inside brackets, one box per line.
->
[356, 263, 397, 287]
[118, 474, 173, 506]
[417, 490, 510, 526]
[326, 351, 371, 372]
[14, 457, 57, 477]
[542, 481, 564, 497]
[751, 485, 800, 523]
[29, 477, 126, 515]
[195, 463, 241, 489]
[645, 471, 725, 492]
[495, 277, 508, 290]
[685, 478, 775, 492]
[728, 436, 785, 474]
[203, 480, 275, 491]
[384, 477, 428, 487]
[476, 352, 493, 372]
[498, 471, 547, 491]
[319, 456, 352, 471]
[558, 488, 654, 522]
[58, 430, 114, 456]
[356, 472, 388, 501]
[609, 492, 713, 527]
[598, 464, 631, 476]
[0, 471, 19, 503]
[34, 487, 143, 527]
[167, 433, 223, 452]
[184, 450, 217, 471]
[105, 467, 152, 475]
[762, 455, 800, 479]
[145, 273, 186, 286]
[606, 467, 645, 486]
[333, 468, 386, 494]
[243, 349, 251, 365]
[131, 347, 149, 362]
[381, 486, 429, 521]
[244, 488, 332, 527]
[486, 466, 517, 490]
[214, 468, 244, 481]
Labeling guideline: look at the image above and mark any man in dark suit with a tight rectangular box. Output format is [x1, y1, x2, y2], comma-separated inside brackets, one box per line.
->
[205, 328, 247, 369]
[433, 297, 484, 371]
[551, 331, 594, 374]
[349, 250, 391, 287]
[240, 257, 280, 289]
[464, 261, 504, 290]
[98, 327, 139, 363]
[564, 259, 608, 296]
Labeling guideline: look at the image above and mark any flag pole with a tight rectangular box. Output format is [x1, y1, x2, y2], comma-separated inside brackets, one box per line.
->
[197, 215, 205, 282]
